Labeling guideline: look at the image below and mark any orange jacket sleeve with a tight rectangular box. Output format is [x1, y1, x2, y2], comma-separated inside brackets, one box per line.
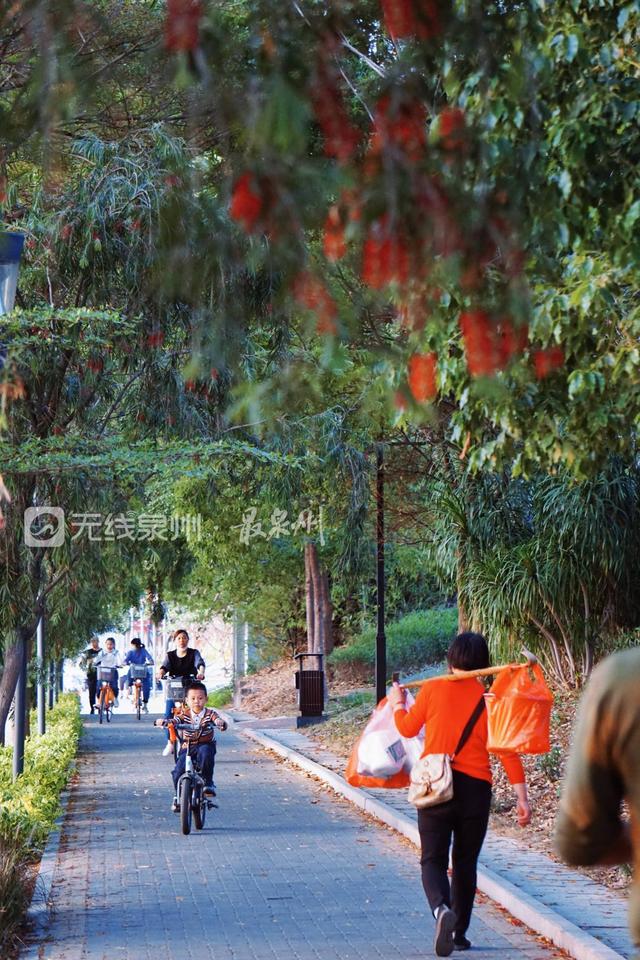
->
[393, 684, 428, 739]
[499, 753, 525, 785]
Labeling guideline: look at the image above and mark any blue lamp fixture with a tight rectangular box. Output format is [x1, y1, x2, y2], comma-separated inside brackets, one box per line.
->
[0, 231, 25, 315]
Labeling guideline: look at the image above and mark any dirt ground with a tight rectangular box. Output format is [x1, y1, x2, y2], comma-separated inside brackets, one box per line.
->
[238, 658, 631, 896]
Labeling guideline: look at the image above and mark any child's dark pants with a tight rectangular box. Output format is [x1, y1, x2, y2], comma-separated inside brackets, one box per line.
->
[172, 740, 216, 790]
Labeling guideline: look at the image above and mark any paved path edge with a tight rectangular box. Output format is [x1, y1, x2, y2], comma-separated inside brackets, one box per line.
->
[233, 721, 625, 960]
[22, 757, 78, 952]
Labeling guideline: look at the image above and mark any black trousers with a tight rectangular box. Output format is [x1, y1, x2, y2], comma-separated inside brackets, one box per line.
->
[87, 674, 98, 709]
[417, 769, 492, 937]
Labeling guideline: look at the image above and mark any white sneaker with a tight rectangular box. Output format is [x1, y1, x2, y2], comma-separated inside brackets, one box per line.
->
[162, 742, 173, 757]
[114, 699, 119, 708]
[142, 704, 149, 714]
[171, 797, 179, 813]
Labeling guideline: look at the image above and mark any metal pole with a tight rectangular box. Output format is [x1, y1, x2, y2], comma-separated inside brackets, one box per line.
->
[36, 614, 45, 735]
[12, 634, 27, 780]
[57, 658, 63, 695]
[48, 660, 55, 709]
[375, 444, 386, 704]
[129, 606, 135, 642]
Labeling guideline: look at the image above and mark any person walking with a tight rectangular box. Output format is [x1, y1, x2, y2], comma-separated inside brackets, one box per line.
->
[555, 646, 640, 952]
[388, 632, 531, 956]
[80, 637, 102, 714]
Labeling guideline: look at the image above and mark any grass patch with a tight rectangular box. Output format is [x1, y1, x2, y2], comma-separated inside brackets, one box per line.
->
[329, 606, 457, 676]
[207, 685, 233, 708]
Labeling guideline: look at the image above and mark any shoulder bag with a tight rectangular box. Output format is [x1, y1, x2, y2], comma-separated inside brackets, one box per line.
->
[408, 696, 486, 808]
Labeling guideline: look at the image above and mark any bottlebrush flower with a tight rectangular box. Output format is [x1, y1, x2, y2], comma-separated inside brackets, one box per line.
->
[312, 40, 361, 163]
[165, 0, 202, 52]
[381, 0, 441, 41]
[362, 219, 410, 289]
[323, 206, 347, 261]
[438, 107, 466, 151]
[230, 172, 264, 233]
[371, 95, 427, 161]
[533, 347, 564, 379]
[459, 310, 497, 377]
[408, 352, 438, 401]
[293, 272, 338, 335]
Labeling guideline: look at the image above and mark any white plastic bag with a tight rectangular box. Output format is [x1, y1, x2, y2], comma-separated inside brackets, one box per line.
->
[346, 692, 424, 788]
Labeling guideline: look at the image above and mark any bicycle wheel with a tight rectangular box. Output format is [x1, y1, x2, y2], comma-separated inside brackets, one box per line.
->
[180, 777, 192, 835]
[135, 686, 141, 721]
[193, 784, 206, 830]
[98, 692, 104, 724]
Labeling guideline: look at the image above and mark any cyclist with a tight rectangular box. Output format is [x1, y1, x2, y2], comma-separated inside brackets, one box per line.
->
[123, 637, 154, 713]
[80, 636, 102, 714]
[155, 680, 227, 811]
[157, 629, 205, 756]
[93, 636, 122, 707]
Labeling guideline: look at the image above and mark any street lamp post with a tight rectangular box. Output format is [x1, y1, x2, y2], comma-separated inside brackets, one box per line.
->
[1, 231, 26, 779]
[375, 444, 386, 704]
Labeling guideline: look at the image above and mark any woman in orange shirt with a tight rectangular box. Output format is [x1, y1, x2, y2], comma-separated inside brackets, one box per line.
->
[388, 632, 531, 957]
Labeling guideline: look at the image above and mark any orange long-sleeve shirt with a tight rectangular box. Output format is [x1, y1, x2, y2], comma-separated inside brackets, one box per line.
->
[393, 676, 525, 786]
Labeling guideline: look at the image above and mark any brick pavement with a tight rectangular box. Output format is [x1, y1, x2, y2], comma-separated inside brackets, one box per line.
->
[236, 721, 632, 959]
[23, 710, 568, 960]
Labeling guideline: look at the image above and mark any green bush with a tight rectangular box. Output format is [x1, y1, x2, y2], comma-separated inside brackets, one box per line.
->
[0, 693, 82, 849]
[0, 693, 81, 954]
[207, 685, 233, 708]
[329, 607, 457, 675]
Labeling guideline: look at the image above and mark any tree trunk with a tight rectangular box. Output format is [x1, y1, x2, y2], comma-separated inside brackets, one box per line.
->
[0, 637, 25, 747]
[309, 542, 325, 657]
[321, 571, 334, 655]
[304, 542, 316, 653]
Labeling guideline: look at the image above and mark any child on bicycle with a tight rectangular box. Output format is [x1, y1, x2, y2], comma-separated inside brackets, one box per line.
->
[155, 681, 227, 812]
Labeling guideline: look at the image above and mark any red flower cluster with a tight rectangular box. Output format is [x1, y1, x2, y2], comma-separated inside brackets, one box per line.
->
[230, 172, 264, 233]
[322, 190, 361, 263]
[438, 107, 466, 151]
[146, 330, 164, 348]
[323, 206, 347, 262]
[293, 272, 338, 335]
[87, 356, 104, 373]
[381, 0, 441, 41]
[165, 0, 202, 52]
[459, 311, 528, 377]
[371, 95, 427, 161]
[533, 347, 564, 379]
[312, 38, 360, 163]
[408, 352, 438, 402]
[362, 219, 410, 289]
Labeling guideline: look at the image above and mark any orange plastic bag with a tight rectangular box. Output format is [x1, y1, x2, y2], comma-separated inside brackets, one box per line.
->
[345, 694, 423, 789]
[485, 663, 553, 755]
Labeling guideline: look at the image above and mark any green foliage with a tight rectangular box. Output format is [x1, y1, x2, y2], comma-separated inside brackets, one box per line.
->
[329, 606, 456, 674]
[0, 694, 82, 849]
[207, 685, 233, 708]
[535, 745, 563, 783]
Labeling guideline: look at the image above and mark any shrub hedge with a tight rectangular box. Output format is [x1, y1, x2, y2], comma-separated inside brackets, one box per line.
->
[329, 607, 458, 675]
[0, 693, 82, 849]
[0, 693, 81, 953]
[207, 685, 233, 708]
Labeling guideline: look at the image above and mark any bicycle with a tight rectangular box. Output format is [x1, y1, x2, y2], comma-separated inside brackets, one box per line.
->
[163, 677, 193, 760]
[167, 720, 217, 835]
[96, 668, 116, 724]
[130, 664, 149, 720]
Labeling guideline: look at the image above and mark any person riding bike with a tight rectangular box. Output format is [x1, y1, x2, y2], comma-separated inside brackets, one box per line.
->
[123, 637, 154, 713]
[93, 637, 122, 707]
[157, 629, 205, 756]
[155, 680, 227, 811]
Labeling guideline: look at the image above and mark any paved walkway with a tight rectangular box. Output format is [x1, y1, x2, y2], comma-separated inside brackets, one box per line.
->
[229, 716, 633, 960]
[23, 708, 568, 960]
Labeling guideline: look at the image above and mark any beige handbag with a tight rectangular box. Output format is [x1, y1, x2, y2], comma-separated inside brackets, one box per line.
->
[408, 697, 486, 808]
